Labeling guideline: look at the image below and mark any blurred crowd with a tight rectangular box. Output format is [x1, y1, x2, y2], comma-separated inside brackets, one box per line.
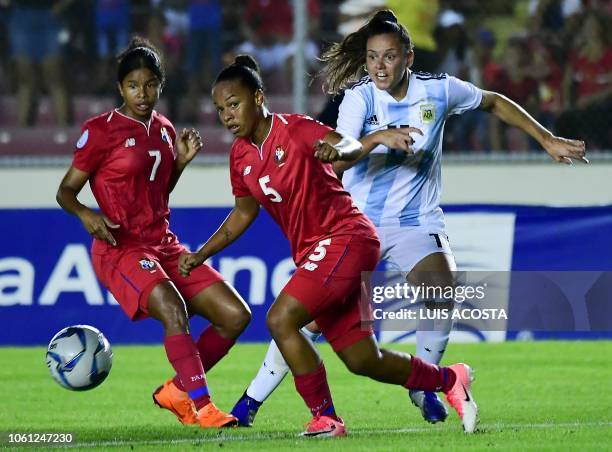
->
[0, 0, 610, 151]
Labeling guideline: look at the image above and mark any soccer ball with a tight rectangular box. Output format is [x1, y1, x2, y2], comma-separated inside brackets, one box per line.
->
[46, 325, 113, 391]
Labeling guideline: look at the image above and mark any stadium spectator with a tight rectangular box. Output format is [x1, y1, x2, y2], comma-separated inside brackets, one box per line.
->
[434, 9, 471, 83]
[337, 0, 385, 35]
[558, 12, 612, 149]
[488, 37, 540, 151]
[94, 0, 131, 94]
[529, 34, 565, 131]
[7, 0, 73, 127]
[61, 0, 97, 94]
[386, 0, 440, 73]
[55, 37, 250, 428]
[144, 7, 186, 120]
[182, 0, 223, 121]
[434, 9, 483, 151]
[229, 0, 321, 93]
[528, 0, 583, 41]
[0, 0, 10, 94]
[181, 53, 482, 436]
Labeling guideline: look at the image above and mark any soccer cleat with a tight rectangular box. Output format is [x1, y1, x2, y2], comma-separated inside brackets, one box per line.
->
[197, 402, 238, 428]
[300, 415, 347, 437]
[409, 390, 449, 423]
[444, 363, 479, 433]
[152, 379, 198, 425]
[231, 392, 262, 427]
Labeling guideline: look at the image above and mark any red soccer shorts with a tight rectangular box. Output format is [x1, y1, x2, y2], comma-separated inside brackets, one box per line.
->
[91, 238, 223, 321]
[283, 234, 380, 352]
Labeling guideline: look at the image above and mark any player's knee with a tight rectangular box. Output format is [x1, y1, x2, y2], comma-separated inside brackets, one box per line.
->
[162, 302, 189, 333]
[223, 305, 251, 336]
[236, 306, 252, 331]
[150, 287, 189, 333]
[266, 309, 284, 338]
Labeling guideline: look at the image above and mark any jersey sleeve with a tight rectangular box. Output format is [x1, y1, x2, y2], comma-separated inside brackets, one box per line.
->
[229, 147, 251, 197]
[446, 76, 483, 116]
[290, 115, 333, 152]
[336, 88, 367, 139]
[71, 121, 107, 174]
[166, 122, 178, 159]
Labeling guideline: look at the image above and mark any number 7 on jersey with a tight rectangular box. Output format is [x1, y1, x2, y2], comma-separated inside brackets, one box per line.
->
[148, 150, 161, 181]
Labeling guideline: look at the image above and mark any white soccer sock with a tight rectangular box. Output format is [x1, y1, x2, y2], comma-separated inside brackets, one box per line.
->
[245, 327, 320, 403]
[415, 314, 453, 366]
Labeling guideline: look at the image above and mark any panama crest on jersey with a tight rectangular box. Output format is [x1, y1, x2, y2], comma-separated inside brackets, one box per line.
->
[139, 258, 156, 271]
[160, 126, 170, 144]
[274, 146, 286, 165]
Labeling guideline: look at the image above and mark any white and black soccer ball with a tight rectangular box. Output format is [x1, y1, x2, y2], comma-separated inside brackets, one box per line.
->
[46, 325, 113, 391]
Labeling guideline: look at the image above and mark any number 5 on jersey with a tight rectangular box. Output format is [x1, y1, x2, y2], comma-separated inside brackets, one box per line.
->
[301, 238, 332, 271]
[259, 175, 282, 202]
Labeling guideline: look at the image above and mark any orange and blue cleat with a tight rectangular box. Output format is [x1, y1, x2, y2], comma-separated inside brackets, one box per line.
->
[197, 402, 238, 428]
[152, 379, 198, 425]
[444, 363, 479, 433]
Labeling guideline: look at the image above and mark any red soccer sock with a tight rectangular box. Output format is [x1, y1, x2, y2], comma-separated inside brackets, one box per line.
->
[294, 362, 339, 419]
[196, 325, 236, 371]
[172, 326, 235, 391]
[164, 333, 211, 410]
[404, 355, 457, 393]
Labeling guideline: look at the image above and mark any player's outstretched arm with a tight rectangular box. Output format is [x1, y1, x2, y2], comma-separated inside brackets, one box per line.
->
[478, 90, 588, 165]
[56, 166, 120, 246]
[169, 128, 203, 192]
[179, 195, 260, 276]
[332, 127, 423, 174]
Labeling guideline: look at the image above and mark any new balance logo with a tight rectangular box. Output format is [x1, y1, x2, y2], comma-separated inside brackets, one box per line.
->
[366, 115, 379, 125]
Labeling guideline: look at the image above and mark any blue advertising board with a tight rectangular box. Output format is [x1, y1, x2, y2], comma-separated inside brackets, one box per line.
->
[1, 205, 611, 345]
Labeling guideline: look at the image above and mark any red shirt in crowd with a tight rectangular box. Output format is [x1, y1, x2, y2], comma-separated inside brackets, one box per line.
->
[244, 0, 320, 39]
[571, 48, 612, 98]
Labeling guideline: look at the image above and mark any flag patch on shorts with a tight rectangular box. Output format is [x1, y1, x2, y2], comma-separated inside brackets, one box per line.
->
[139, 258, 156, 271]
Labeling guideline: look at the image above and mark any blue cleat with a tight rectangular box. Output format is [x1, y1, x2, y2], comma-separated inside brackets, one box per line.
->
[409, 390, 448, 424]
[230, 392, 262, 427]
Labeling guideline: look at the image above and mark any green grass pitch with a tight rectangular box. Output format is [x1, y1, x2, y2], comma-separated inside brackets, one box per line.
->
[1, 341, 611, 450]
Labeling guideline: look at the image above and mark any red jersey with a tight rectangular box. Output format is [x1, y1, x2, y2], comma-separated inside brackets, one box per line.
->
[230, 113, 377, 265]
[72, 109, 177, 249]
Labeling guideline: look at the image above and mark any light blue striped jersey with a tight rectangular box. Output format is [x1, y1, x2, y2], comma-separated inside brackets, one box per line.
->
[336, 71, 482, 231]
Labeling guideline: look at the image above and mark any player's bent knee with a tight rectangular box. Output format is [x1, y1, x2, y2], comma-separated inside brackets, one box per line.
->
[265, 309, 284, 338]
[149, 286, 190, 333]
[224, 307, 251, 336]
[164, 303, 189, 332]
